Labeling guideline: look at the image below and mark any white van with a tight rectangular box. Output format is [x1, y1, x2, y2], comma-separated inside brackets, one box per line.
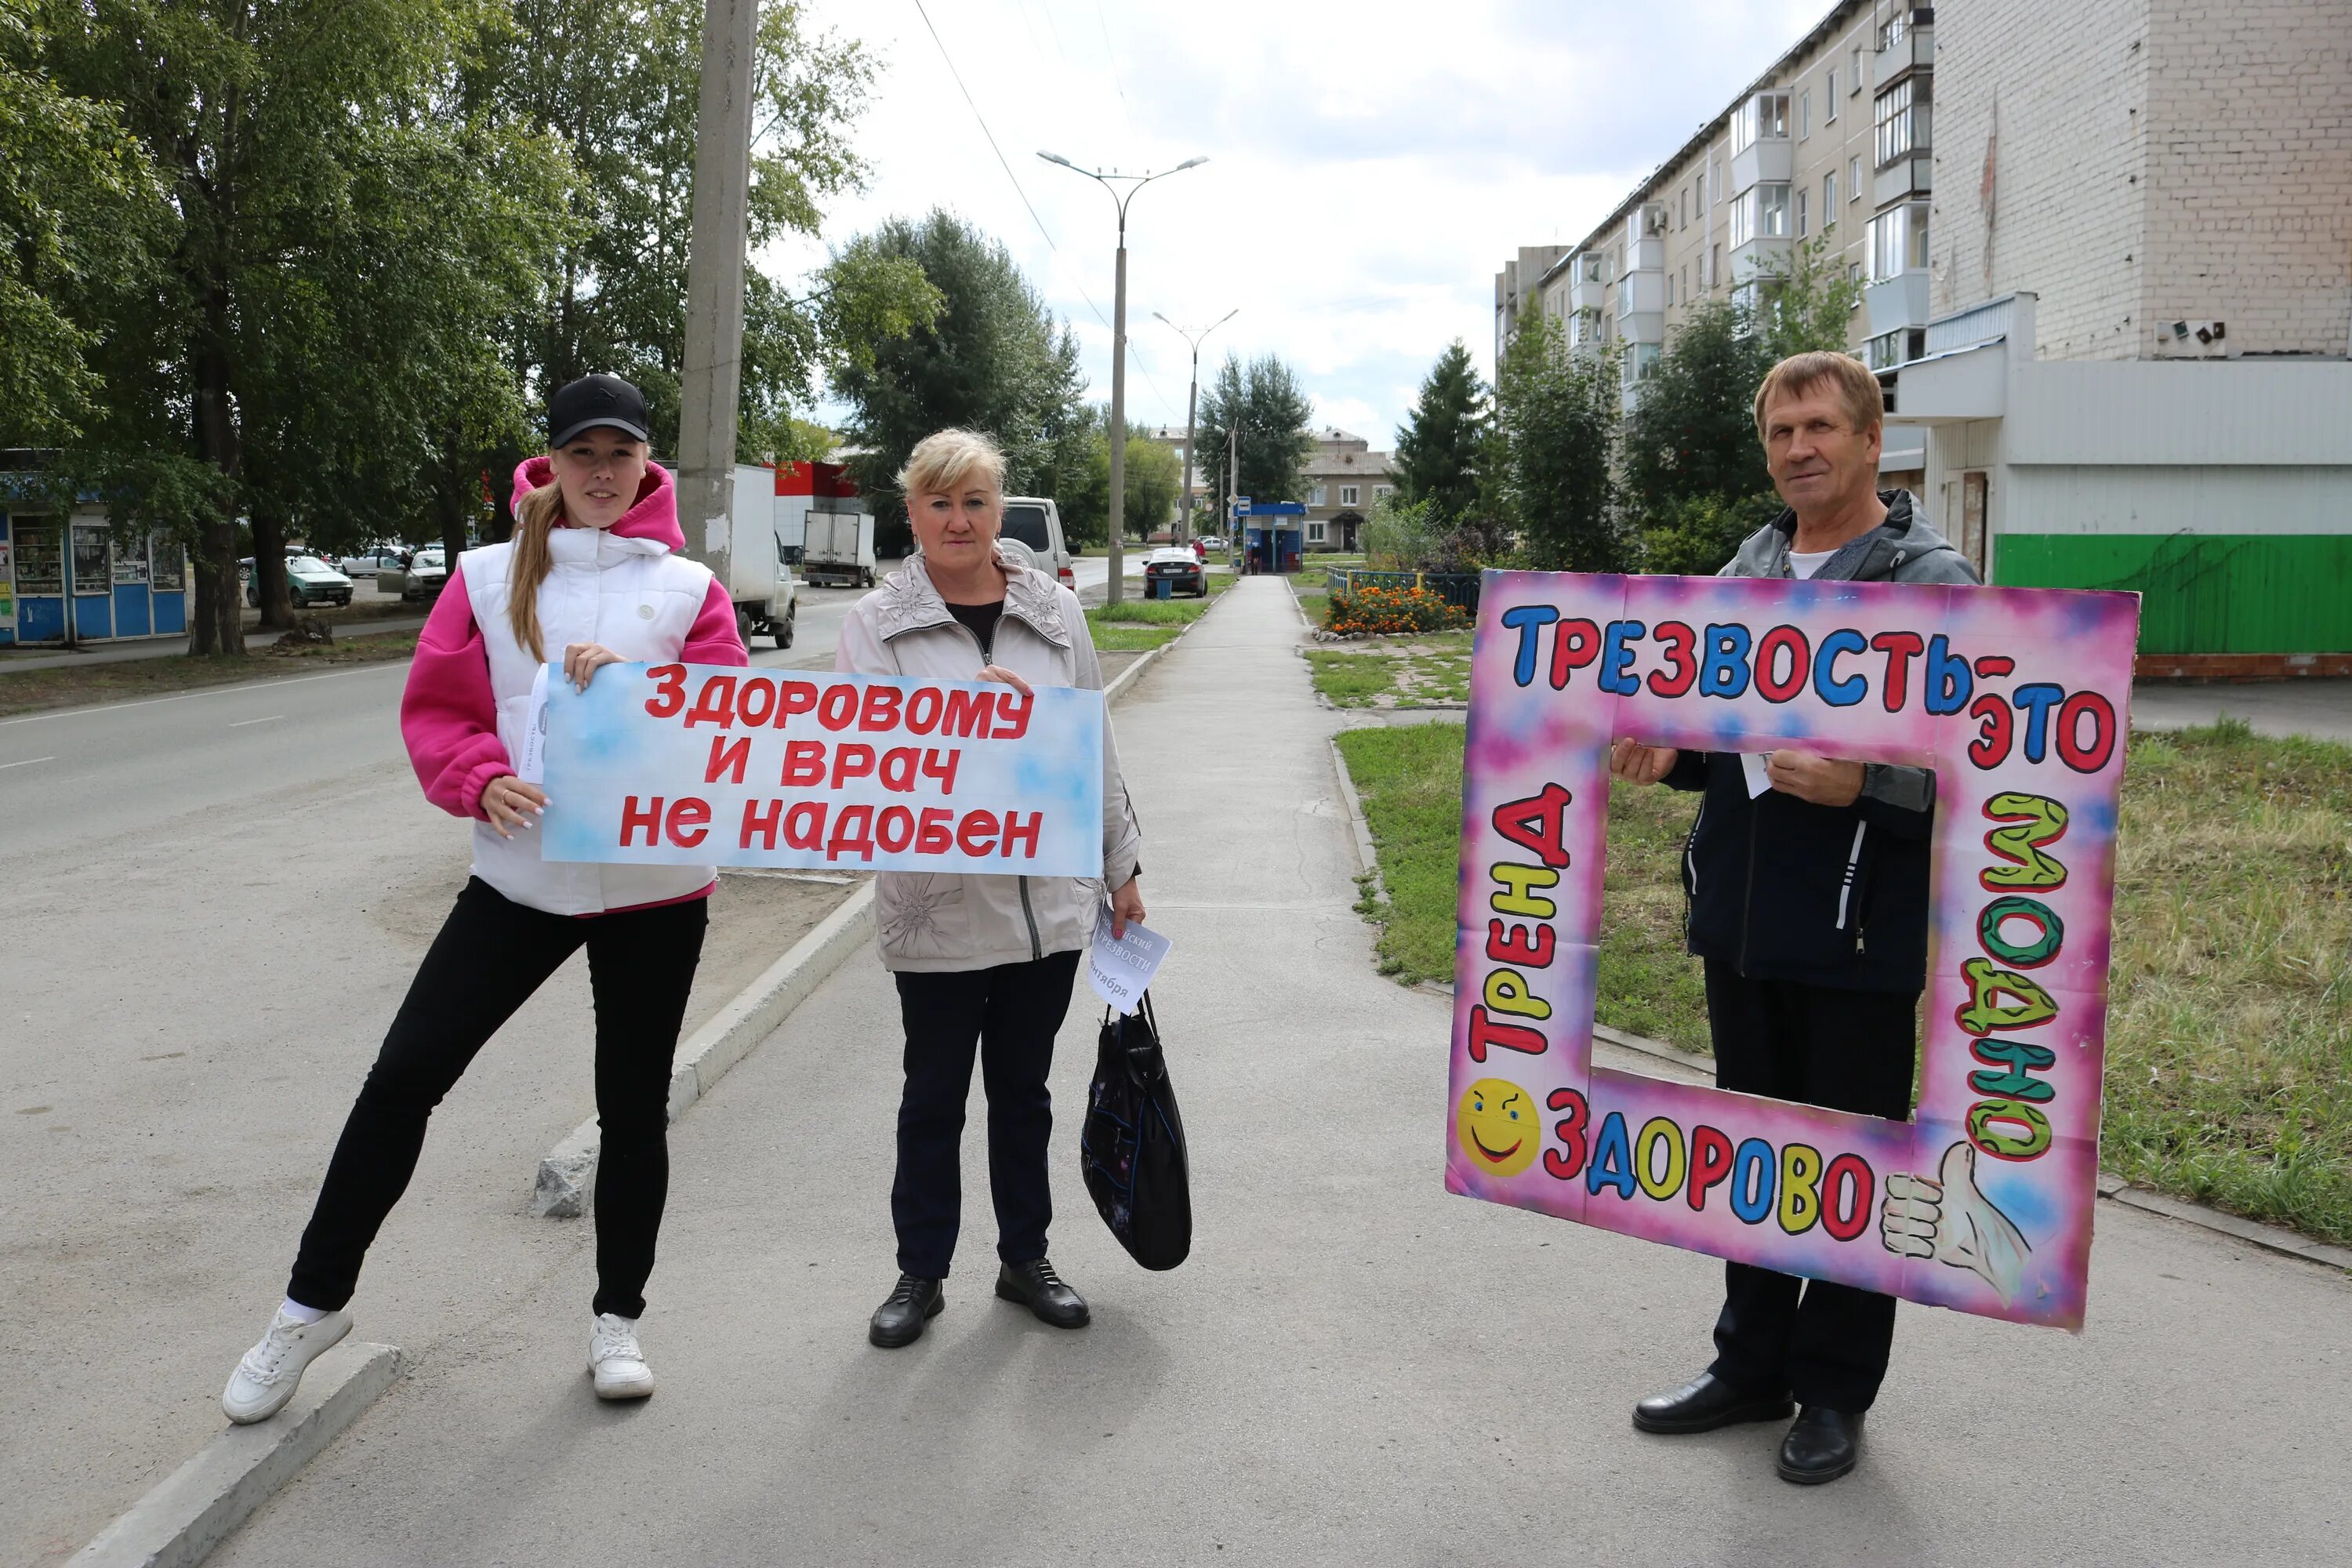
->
[999, 496, 1074, 587]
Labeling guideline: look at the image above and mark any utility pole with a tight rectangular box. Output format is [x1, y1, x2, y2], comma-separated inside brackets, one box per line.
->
[1153, 309, 1236, 545]
[675, 0, 758, 610]
[1038, 151, 1207, 605]
[1227, 422, 1240, 568]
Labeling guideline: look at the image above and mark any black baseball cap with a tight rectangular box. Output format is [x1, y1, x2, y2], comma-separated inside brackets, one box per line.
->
[547, 374, 651, 448]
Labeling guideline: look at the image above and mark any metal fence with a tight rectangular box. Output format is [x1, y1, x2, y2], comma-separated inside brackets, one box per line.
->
[1326, 568, 1483, 612]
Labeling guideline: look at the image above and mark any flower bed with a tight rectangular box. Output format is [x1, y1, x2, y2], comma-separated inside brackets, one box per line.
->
[1323, 584, 1472, 638]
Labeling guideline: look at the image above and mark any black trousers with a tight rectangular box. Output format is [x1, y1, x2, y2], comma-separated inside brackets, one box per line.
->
[890, 949, 1083, 1279]
[1703, 962, 1918, 1413]
[288, 877, 708, 1319]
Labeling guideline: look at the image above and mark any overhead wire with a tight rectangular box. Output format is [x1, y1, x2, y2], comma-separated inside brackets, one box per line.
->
[906, 0, 1181, 422]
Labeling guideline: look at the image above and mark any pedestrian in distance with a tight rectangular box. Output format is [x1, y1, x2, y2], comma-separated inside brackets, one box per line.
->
[1610, 351, 1981, 1484]
[220, 375, 748, 1424]
[836, 427, 1145, 1348]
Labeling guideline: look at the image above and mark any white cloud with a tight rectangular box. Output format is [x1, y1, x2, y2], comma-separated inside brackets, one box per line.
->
[776, 0, 1833, 444]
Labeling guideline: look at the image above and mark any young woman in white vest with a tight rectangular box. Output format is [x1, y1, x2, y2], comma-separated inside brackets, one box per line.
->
[220, 376, 747, 1421]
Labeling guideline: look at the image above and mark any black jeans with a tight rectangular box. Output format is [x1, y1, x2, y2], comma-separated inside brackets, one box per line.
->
[1703, 962, 1918, 1413]
[288, 877, 708, 1319]
[890, 949, 1083, 1279]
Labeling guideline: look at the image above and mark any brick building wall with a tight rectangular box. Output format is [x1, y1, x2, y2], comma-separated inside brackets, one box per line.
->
[2140, 0, 2352, 357]
[1931, 0, 2154, 358]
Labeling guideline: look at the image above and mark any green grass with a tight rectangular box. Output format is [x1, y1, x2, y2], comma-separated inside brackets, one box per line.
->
[1334, 717, 2352, 1244]
[1305, 632, 1475, 708]
[1083, 568, 1235, 651]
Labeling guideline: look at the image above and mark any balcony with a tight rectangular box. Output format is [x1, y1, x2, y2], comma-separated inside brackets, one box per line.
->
[1871, 16, 1934, 90]
[1568, 253, 1606, 313]
[1729, 237, 1792, 288]
[1875, 154, 1932, 205]
[1731, 137, 1792, 197]
[1866, 270, 1931, 339]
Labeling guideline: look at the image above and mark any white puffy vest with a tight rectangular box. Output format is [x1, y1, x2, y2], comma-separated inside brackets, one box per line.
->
[463, 528, 718, 915]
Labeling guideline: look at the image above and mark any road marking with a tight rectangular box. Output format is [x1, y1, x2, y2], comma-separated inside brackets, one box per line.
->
[0, 755, 54, 770]
[230, 714, 285, 728]
[0, 661, 405, 728]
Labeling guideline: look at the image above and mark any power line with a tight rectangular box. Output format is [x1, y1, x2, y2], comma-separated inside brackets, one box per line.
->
[908, 0, 1179, 421]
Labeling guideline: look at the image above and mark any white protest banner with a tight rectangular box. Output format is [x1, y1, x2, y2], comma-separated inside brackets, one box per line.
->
[1087, 906, 1171, 1015]
[539, 663, 1104, 876]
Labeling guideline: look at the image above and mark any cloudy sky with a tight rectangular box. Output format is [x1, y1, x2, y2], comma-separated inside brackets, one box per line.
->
[779, 0, 1832, 448]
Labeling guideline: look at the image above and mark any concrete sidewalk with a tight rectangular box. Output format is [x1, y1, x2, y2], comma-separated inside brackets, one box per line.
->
[211, 579, 2350, 1566]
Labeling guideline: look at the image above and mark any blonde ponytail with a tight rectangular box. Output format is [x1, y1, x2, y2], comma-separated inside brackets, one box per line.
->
[507, 479, 564, 662]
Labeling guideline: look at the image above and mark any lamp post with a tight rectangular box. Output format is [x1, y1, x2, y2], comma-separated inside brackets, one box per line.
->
[1037, 151, 1207, 605]
[1152, 309, 1236, 546]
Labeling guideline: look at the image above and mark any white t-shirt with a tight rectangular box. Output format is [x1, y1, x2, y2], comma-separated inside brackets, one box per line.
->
[1788, 548, 1836, 579]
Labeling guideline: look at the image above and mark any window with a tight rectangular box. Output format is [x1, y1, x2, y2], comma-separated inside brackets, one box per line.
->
[1680, 264, 1688, 301]
[1851, 45, 1864, 90]
[1308, 484, 1327, 506]
[1848, 156, 1862, 199]
[1730, 183, 1790, 249]
[1711, 241, 1722, 286]
[1878, 9, 1909, 51]
[1796, 189, 1809, 238]
[1826, 68, 1838, 116]
[1681, 188, 1688, 227]
[1621, 341, 1663, 387]
[1800, 91, 1811, 140]
[1824, 170, 1838, 218]
[1732, 92, 1790, 154]
[1666, 270, 1675, 306]
[1869, 201, 1929, 281]
[1875, 77, 1930, 167]
[1339, 485, 1359, 507]
[1306, 521, 1327, 544]
[1374, 485, 1392, 500]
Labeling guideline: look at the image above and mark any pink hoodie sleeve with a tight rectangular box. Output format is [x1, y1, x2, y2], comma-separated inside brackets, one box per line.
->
[401, 565, 513, 819]
[681, 575, 750, 666]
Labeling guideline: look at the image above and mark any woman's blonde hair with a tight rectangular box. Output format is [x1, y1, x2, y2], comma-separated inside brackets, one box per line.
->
[506, 477, 567, 662]
[898, 427, 1007, 499]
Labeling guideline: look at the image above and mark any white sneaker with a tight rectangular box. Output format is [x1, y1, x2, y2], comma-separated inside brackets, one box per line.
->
[588, 1312, 655, 1400]
[222, 1307, 354, 1425]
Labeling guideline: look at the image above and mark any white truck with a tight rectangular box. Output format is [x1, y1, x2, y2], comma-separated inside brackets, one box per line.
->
[801, 505, 877, 589]
[689, 463, 797, 649]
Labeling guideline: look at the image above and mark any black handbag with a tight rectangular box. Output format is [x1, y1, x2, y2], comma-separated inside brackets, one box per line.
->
[1080, 992, 1192, 1270]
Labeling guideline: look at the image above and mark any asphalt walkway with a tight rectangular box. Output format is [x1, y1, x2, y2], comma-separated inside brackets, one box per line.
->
[209, 579, 2350, 1566]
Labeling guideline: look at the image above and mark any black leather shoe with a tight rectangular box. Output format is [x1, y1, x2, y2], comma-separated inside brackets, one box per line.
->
[1776, 1406, 1864, 1484]
[1632, 1371, 1795, 1435]
[994, 1258, 1089, 1329]
[867, 1274, 944, 1348]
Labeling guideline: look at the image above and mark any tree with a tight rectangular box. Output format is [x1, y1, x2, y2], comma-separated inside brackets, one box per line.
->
[32, 0, 569, 648]
[829, 211, 1083, 555]
[1620, 298, 1777, 574]
[1196, 352, 1314, 523]
[1392, 340, 1489, 526]
[0, 2, 162, 446]
[1493, 310, 1628, 572]
[1759, 228, 1867, 363]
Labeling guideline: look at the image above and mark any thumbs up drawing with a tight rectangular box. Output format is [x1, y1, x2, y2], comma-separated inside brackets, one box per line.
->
[1880, 1141, 2032, 1304]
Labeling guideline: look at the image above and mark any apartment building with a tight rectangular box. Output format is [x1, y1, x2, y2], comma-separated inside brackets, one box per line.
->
[1494, 0, 2351, 659]
[1300, 427, 1396, 554]
[1495, 245, 1568, 370]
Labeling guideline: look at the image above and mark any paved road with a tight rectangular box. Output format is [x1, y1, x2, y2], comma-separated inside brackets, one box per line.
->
[0, 550, 1156, 1565]
[197, 580, 2352, 1567]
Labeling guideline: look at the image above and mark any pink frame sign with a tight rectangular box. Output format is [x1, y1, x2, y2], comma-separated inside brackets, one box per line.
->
[1446, 572, 2140, 1330]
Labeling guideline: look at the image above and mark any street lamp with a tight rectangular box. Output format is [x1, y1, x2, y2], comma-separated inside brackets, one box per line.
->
[1152, 308, 1237, 546]
[1037, 151, 1207, 604]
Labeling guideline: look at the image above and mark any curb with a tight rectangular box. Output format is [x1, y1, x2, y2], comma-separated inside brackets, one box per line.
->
[533, 881, 877, 1217]
[1414, 977, 2349, 1278]
[69, 1341, 401, 1568]
[530, 619, 1195, 1218]
[1327, 735, 1385, 904]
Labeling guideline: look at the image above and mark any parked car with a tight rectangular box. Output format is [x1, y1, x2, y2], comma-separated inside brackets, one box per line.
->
[383, 548, 448, 603]
[246, 555, 354, 609]
[1000, 495, 1075, 586]
[337, 546, 407, 579]
[1143, 546, 1207, 597]
[1196, 535, 1225, 550]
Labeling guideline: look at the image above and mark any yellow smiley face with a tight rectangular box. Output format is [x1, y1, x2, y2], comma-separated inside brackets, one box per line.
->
[1457, 1078, 1538, 1178]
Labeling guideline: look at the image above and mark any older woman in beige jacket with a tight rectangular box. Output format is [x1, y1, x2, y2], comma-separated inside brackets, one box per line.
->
[836, 428, 1144, 1348]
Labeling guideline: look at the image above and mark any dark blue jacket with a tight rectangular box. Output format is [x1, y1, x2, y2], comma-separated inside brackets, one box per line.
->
[1667, 492, 1980, 994]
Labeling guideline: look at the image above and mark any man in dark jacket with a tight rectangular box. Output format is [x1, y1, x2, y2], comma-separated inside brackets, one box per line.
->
[1611, 351, 1980, 1485]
